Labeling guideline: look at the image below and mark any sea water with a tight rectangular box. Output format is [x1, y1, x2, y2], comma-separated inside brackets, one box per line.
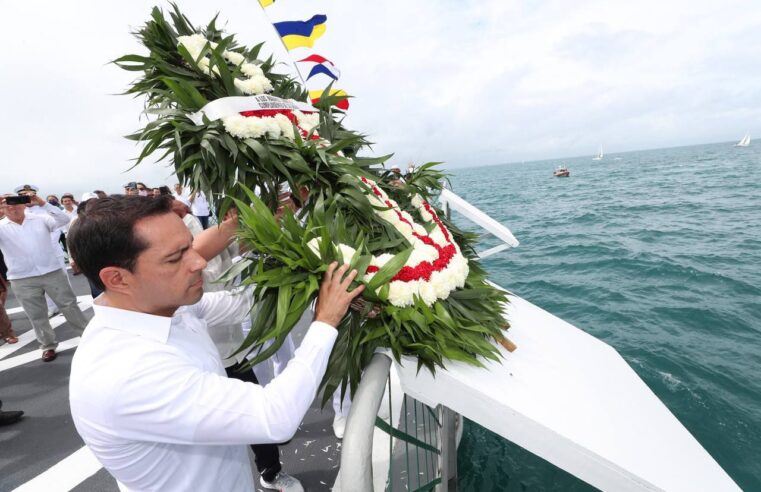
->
[449, 142, 761, 491]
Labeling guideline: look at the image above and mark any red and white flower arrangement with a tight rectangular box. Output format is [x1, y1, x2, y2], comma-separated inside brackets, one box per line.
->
[222, 109, 321, 141]
[309, 177, 469, 307]
[177, 35, 322, 141]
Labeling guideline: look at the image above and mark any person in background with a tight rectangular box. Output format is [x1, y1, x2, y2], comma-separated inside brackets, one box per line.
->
[123, 182, 139, 196]
[189, 190, 211, 229]
[0, 189, 89, 362]
[69, 193, 103, 297]
[173, 183, 188, 200]
[19, 186, 68, 317]
[46, 195, 62, 208]
[0, 207, 18, 344]
[159, 186, 172, 197]
[151, 188, 161, 198]
[61, 194, 78, 222]
[59, 193, 78, 256]
[136, 183, 149, 196]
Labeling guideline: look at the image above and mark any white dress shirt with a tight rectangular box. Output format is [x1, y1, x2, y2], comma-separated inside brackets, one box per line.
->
[0, 203, 70, 280]
[182, 213, 245, 367]
[62, 207, 78, 234]
[69, 291, 337, 492]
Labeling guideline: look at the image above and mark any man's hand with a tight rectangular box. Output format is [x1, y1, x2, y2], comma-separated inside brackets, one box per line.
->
[29, 195, 46, 207]
[314, 262, 366, 328]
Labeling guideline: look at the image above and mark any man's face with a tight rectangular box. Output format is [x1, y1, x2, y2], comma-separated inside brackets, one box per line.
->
[62, 197, 74, 209]
[174, 184, 182, 193]
[126, 188, 138, 196]
[127, 213, 207, 316]
[3, 198, 26, 223]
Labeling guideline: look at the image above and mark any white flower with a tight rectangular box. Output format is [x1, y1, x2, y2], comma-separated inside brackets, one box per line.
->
[337, 244, 356, 264]
[307, 238, 321, 257]
[273, 113, 295, 140]
[411, 194, 424, 208]
[234, 76, 272, 95]
[371, 253, 394, 268]
[419, 281, 438, 306]
[222, 115, 253, 139]
[387, 281, 416, 307]
[240, 63, 264, 78]
[225, 51, 245, 65]
[418, 208, 433, 222]
[264, 117, 282, 138]
[177, 34, 210, 56]
[429, 228, 447, 245]
[430, 271, 453, 299]
[412, 223, 428, 235]
[296, 112, 320, 131]
[197, 58, 210, 74]
[408, 244, 437, 265]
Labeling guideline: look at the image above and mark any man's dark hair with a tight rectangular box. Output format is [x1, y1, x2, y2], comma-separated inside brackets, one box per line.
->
[68, 195, 173, 291]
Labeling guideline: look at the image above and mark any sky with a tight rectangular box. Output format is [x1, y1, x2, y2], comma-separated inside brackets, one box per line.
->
[2, 0, 761, 198]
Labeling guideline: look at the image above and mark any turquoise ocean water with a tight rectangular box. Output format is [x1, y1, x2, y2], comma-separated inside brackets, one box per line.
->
[449, 142, 761, 491]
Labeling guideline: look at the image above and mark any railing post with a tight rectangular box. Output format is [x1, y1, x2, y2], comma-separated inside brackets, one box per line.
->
[436, 406, 458, 492]
[340, 353, 392, 491]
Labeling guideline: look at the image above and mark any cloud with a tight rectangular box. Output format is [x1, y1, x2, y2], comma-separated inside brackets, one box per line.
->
[1, 0, 760, 198]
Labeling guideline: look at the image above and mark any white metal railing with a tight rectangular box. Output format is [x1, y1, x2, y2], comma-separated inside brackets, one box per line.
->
[339, 353, 459, 491]
[438, 188, 518, 259]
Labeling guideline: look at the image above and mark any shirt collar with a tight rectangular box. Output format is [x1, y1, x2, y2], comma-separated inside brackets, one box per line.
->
[92, 304, 172, 344]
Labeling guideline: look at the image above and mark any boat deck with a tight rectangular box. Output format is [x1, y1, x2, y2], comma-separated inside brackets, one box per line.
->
[0, 269, 341, 491]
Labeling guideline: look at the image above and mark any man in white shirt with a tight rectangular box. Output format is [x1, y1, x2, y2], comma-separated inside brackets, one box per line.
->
[172, 183, 188, 200]
[60, 193, 78, 232]
[67, 195, 363, 492]
[189, 190, 211, 229]
[0, 191, 88, 361]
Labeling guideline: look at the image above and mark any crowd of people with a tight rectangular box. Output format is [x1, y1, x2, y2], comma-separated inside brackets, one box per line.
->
[0, 180, 365, 491]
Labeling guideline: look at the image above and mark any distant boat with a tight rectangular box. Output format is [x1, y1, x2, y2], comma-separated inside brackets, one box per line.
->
[592, 145, 604, 160]
[553, 165, 570, 177]
[735, 133, 750, 147]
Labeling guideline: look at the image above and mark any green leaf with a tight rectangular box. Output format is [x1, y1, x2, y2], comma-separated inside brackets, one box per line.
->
[367, 248, 412, 291]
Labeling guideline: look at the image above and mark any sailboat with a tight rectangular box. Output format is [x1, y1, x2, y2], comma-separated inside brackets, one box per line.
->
[735, 133, 750, 147]
[592, 145, 604, 160]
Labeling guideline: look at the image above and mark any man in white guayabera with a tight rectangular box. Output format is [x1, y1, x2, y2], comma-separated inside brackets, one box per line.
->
[67, 195, 363, 492]
[0, 188, 88, 362]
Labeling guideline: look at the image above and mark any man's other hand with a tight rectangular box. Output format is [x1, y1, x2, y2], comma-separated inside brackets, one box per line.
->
[314, 262, 365, 328]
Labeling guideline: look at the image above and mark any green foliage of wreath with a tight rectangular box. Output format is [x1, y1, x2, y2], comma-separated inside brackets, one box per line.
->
[118, 4, 510, 402]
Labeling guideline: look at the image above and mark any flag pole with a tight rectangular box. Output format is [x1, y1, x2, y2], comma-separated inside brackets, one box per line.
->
[255, 3, 309, 90]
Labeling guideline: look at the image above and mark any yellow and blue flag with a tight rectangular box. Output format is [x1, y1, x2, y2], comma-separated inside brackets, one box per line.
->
[274, 15, 327, 50]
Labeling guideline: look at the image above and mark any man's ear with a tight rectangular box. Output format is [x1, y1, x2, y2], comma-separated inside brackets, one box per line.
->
[99, 267, 133, 295]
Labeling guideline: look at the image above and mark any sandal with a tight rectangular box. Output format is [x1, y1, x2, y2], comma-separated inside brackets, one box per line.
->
[4, 334, 18, 344]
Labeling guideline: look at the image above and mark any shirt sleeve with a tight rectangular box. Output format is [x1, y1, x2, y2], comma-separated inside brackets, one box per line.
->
[110, 321, 338, 445]
[187, 288, 254, 328]
[36, 203, 71, 230]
